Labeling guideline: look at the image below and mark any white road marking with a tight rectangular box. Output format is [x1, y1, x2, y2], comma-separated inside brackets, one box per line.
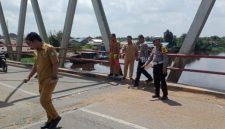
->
[0, 82, 37, 96]
[19, 108, 150, 129]
[216, 104, 223, 108]
[80, 108, 150, 129]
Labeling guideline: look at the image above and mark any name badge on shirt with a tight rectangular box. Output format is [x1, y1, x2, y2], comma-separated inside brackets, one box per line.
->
[140, 57, 147, 63]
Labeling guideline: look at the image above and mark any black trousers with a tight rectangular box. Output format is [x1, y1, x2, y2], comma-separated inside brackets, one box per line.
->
[153, 64, 168, 97]
[134, 61, 153, 86]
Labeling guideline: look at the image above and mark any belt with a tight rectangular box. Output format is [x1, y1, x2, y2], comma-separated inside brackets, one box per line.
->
[152, 61, 163, 65]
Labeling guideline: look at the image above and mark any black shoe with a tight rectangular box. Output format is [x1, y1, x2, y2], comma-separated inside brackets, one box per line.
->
[152, 95, 160, 98]
[146, 79, 153, 83]
[40, 121, 51, 129]
[161, 96, 168, 100]
[48, 116, 61, 129]
[108, 74, 113, 77]
[132, 83, 139, 87]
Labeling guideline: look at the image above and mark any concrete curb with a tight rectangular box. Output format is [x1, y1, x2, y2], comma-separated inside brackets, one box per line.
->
[7, 60, 108, 80]
[7, 60, 225, 97]
[167, 83, 225, 98]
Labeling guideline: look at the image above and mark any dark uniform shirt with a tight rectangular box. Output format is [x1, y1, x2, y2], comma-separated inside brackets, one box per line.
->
[138, 43, 149, 63]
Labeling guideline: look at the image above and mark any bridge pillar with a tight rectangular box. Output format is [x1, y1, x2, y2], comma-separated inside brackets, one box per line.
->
[167, 0, 216, 82]
[31, 0, 48, 43]
[0, 2, 14, 59]
[16, 0, 28, 61]
[91, 0, 111, 51]
[59, 0, 77, 67]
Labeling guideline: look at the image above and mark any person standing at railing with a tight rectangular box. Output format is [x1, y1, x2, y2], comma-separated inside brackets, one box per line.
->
[108, 34, 121, 77]
[123, 36, 138, 80]
[133, 35, 153, 87]
[23, 32, 61, 129]
[142, 36, 169, 100]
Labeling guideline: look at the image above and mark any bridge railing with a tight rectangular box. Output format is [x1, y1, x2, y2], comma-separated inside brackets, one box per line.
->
[5, 45, 225, 76]
[166, 53, 225, 76]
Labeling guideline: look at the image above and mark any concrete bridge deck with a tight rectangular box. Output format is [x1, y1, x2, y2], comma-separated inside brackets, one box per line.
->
[0, 65, 225, 129]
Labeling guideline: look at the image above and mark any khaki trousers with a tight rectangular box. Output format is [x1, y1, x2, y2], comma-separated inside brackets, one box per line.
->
[109, 54, 119, 75]
[39, 79, 59, 121]
[124, 59, 135, 78]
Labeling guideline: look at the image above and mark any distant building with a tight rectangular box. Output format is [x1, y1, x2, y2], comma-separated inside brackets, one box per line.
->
[208, 41, 218, 47]
[0, 40, 6, 52]
[120, 40, 138, 47]
[0, 33, 17, 40]
[0, 39, 31, 52]
[9, 33, 17, 39]
[88, 38, 102, 45]
[88, 38, 106, 51]
[69, 37, 93, 47]
[145, 41, 169, 49]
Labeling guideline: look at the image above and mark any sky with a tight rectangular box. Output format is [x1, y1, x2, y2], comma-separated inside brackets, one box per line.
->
[0, 0, 225, 38]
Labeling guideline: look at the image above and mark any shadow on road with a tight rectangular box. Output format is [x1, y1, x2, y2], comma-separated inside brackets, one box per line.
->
[4, 81, 25, 103]
[161, 99, 182, 106]
[0, 101, 13, 108]
[4, 80, 115, 105]
[129, 81, 183, 106]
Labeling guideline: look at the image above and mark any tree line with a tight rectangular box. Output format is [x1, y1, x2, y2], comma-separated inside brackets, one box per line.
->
[1, 30, 225, 54]
[164, 29, 225, 53]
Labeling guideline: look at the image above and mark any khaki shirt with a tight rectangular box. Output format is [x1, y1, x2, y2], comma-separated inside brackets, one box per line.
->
[124, 43, 138, 60]
[34, 43, 59, 83]
[109, 41, 120, 54]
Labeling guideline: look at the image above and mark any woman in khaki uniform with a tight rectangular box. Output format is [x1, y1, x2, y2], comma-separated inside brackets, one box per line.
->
[24, 32, 61, 129]
[108, 34, 120, 77]
[123, 36, 138, 80]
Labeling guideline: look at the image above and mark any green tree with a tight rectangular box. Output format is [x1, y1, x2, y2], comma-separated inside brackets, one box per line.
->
[145, 36, 151, 42]
[164, 29, 174, 48]
[210, 35, 220, 42]
[70, 43, 82, 53]
[48, 31, 63, 47]
[82, 44, 96, 50]
[176, 33, 186, 47]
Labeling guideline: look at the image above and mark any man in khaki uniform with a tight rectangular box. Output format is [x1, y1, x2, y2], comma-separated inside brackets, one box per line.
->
[123, 36, 138, 80]
[108, 34, 120, 77]
[24, 32, 61, 129]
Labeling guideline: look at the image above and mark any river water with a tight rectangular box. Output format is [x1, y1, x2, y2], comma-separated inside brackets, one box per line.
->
[65, 52, 225, 92]
[178, 52, 225, 92]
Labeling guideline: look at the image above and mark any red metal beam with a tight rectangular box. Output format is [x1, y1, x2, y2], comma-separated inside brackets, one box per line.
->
[167, 67, 225, 75]
[167, 53, 225, 59]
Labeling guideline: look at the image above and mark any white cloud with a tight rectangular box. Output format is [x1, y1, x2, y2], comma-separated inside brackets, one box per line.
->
[0, 0, 225, 37]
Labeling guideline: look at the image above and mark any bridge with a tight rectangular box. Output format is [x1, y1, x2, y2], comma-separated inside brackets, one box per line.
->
[0, 0, 225, 129]
[0, 60, 224, 129]
[0, 0, 217, 82]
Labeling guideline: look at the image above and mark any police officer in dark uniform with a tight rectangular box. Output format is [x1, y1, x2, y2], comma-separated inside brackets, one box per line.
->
[143, 36, 169, 100]
[133, 35, 153, 87]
